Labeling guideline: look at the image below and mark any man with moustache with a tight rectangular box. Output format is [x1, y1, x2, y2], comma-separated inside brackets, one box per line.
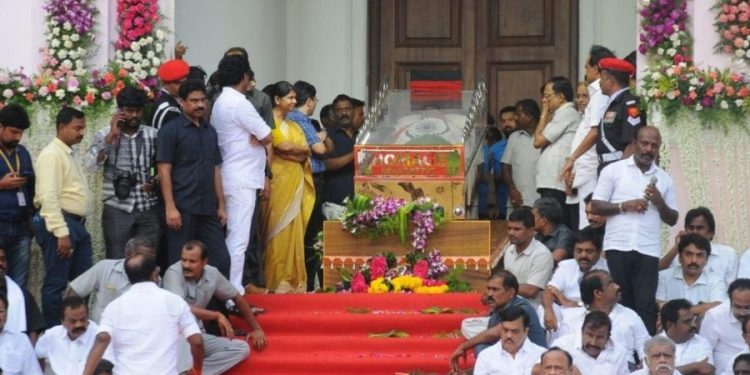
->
[659, 299, 714, 375]
[656, 234, 726, 315]
[592, 126, 678, 334]
[322, 94, 358, 220]
[85, 87, 160, 259]
[33, 107, 93, 328]
[502, 99, 541, 212]
[498, 106, 517, 138]
[581, 194, 606, 234]
[631, 336, 682, 375]
[473, 306, 546, 375]
[0, 104, 35, 289]
[541, 228, 608, 336]
[0, 293, 42, 374]
[163, 240, 264, 374]
[538, 348, 574, 375]
[450, 271, 546, 373]
[701, 278, 750, 375]
[35, 296, 114, 375]
[157, 80, 230, 276]
[548, 311, 629, 375]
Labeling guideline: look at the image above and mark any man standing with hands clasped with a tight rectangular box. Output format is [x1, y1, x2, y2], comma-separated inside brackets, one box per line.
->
[591, 126, 678, 335]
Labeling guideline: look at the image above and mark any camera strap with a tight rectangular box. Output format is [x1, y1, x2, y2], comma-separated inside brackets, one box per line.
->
[112, 129, 146, 177]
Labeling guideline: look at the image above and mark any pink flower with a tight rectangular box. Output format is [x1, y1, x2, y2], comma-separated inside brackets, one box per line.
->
[101, 91, 112, 100]
[735, 37, 745, 48]
[724, 30, 735, 40]
[413, 260, 429, 279]
[370, 256, 387, 279]
[720, 14, 729, 23]
[351, 272, 368, 293]
[740, 13, 749, 22]
[731, 25, 741, 33]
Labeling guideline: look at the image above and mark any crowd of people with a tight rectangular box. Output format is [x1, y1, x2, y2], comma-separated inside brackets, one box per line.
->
[0, 45, 366, 374]
[454, 44, 750, 375]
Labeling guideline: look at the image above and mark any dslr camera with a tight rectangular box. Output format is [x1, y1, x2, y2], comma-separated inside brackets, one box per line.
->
[114, 171, 136, 200]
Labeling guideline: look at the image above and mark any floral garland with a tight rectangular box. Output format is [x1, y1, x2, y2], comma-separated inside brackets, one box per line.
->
[341, 194, 446, 251]
[339, 250, 452, 294]
[639, 0, 750, 129]
[714, 0, 750, 63]
[113, 0, 167, 98]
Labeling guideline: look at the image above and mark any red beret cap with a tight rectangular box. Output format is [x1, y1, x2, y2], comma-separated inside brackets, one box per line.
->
[157, 59, 190, 82]
[598, 57, 635, 75]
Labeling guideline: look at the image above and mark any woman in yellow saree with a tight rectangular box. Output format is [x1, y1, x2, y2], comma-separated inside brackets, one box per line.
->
[261, 81, 315, 293]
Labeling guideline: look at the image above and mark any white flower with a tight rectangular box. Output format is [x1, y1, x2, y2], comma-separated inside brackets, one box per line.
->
[38, 87, 49, 96]
[131, 42, 141, 52]
[156, 30, 165, 40]
[124, 51, 133, 60]
[673, 39, 681, 47]
[665, 68, 674, 76]
[133, 63, 142, 73]
[737, 49, 746, 57]
[62, 34, 70, 41]
[154, 43, 163, 53]
[746, 50, 750, 58]
[689, 78, 699, 86]
[71, 34, 80, 42]
[68, 50, 78, 59]
[74, 68, 86, 76]
[123, 61, 133, 69]
[666, 91, 676, 100]
[49, 49, 56, 56]
[57, 50, 68, 59]
[651, 72, 663, 80]
[17, 87, 26, 93]
[2, 89, 13, 99]
[151, 57, 160, 66]
[721, 100, 729, 109]
[52, 27, 60, 36]
[61, 60, 73, 70]
[63, 40, 73, 49]
[737, 99, 746, 107]
[657, 48, 665, 55]
[647, 88, 657, 97]
[695, 104, 702, 111]
[75, 60, 84, 68]
[666, 48, 676, 57]
[150, 67, 157, 76]
[146, 36, 154, 44]
[55, 89, 65, 98]
[642, 0, 650, 6]
[141, 59, 150, 67]
[51, 39, 61, 48]
[670, 33, 679, 41]
[137, 70, 148, 80]
[116, 51, 123, 59]
[146, 51, 155, 59]
[80, 101, 88, 107]
[46, 34, 53, 41]
[62, 22, 71, 31]
[133, 52, 143, 61]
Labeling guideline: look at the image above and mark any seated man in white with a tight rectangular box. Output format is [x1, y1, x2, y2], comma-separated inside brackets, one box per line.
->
[35, 296, 114, 375]
[474, 305, 546, 375]
[501, 207, 554, 308]
[700, 278, 750, 375]
[659, 207, 738, 286]
[658, 299, 714, 375]
[738, 248, 750, 279]
[540, 227, 608, 341]
[727, 314, 750, 375]
[557, 270, 650, 366]
[0, 293, 42, 375]
[538, 347, 575, 375]
[548, 311, 629, 375]
[631, 336, 683, 375]
[656, 234, 726, 315]
[734, 353, 750, 375]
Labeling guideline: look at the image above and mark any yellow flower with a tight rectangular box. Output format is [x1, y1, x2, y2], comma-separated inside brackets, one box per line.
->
[368, 277, 390, 294]
[391, 275, 423, 292]
[415, 284, 449, 294]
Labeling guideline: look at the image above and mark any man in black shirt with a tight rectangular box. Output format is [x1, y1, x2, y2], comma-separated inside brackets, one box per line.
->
[151, 59, 189, 129]
[322, 94, 358, 220]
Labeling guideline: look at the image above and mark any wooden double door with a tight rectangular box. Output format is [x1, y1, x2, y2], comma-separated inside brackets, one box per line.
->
[368, 0, 579, 117]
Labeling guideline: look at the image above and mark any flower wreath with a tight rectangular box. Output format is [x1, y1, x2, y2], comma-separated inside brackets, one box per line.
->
[714, 0, 750, 63]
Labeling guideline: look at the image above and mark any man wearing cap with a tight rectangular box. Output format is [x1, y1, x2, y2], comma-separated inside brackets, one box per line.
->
[560, 57, 647, 176]
[151, 59, 189, 130]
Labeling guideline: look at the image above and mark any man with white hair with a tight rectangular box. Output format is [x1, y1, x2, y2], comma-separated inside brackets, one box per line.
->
[630, 336, 683, 375]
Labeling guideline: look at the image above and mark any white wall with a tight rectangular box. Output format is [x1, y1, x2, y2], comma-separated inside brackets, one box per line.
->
[0, 0, 47, 70]
[579, 0, 638, 78]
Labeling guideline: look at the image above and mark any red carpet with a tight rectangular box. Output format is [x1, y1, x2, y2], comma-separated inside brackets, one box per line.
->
[226, 293, 486, 375]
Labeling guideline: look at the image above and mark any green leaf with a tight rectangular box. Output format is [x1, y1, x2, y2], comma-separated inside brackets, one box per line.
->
[420, 306, 454, 314]
[368, 329, 410, 338]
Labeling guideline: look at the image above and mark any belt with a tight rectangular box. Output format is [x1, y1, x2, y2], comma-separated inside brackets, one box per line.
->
[598, 151, 623, 163]
[63, 211, 86, 224]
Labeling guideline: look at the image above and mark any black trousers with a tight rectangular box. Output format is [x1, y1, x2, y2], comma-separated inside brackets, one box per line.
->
[606, 249, 659, 335]
[304, 173, 326, 291]
[166, 213, 230, 278]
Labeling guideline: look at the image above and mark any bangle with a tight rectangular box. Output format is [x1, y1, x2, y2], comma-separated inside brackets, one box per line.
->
[618, 202, 624, 213]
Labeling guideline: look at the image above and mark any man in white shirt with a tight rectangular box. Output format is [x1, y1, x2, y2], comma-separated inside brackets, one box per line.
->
[560, 45, 615, 230]
[549, 311, 629, 375]
[656, 234, 726, 315]
[735, 353, 750, 375]
[210, 55, 272, 293]
[739, 250, 750, 279]
[36, 296, 113, 375]
[557, 270, 650, 365]
[541, 227, 608, 336]
[660, 207, 738, 286]
[0, 293, 42, 375]
[700, 279, 750, 375]
[658, 299, 714, 375]
[631, 336, 683, 375]
[502, 207, 554, 307]
[474, 306, 546, 375]
[730, 319, 750, 375]
[502, 99, 541, 212]
[81, 254, 204, 375]
[539, 348, 574, 375]
[592, 126, 679, 334]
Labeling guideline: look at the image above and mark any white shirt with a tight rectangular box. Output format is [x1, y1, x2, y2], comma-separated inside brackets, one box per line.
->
[558, 304, 650, 360]
[35, 322, 114, 375]
[656, 266, 727, 305]
[700, 300, 746, 375]
[536, 102, 580, 191]
[630, 369, 682, 375]
[0, 330, 43, 375]
[548, 257, 609, 302]
[593, 156, 678, 257]
[4, 276, 25, 334]
[730, 349, 750, 375]
[211, 86, 271, 190]
[474, 338, 546, 375]
[501, 129, 541, 206]
[657, 332, 714, 367]
[570, 79, 609, 193]
[98, 282, 201, 375]
[671, 242, 738, 286]
[551, 333, 630, 375]
[504, 239, 554, 306]
[738, 248, 750, 279]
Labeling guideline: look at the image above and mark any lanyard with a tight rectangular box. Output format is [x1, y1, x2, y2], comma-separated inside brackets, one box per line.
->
[0, 148, 20, 174]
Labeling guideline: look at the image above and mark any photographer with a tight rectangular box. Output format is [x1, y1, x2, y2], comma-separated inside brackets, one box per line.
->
[85, 87, 160, 259]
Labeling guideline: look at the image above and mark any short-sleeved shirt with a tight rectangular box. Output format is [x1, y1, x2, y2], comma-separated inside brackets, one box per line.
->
[474, 338, 545, 375]
[211, 86, 271, 190]
[0, 144, 34, 223]
[323, 127, 357, 205]
[163, 263, 238, 309]
[500, 129, 540, 206]
[156, 115, 223, 215]
[700, 300, 745, 375]
[656, 266, 727, 305]
[535, 224, 576, 258]
[548, 257, 609, 302]
[35, 321, 114, 375]
[657, 332, 714, 367]
[288, 109, 325, 174]
[503, 238, 554, 305]
[592, 156, 677, 258]
[68, 259, 130, 323]
[551, 333, 630, 375]
[98, 282, 201, 375]
[536, 102, 580, 191]
[0, 330, 43, 375]
[487, 296, 547, 348]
